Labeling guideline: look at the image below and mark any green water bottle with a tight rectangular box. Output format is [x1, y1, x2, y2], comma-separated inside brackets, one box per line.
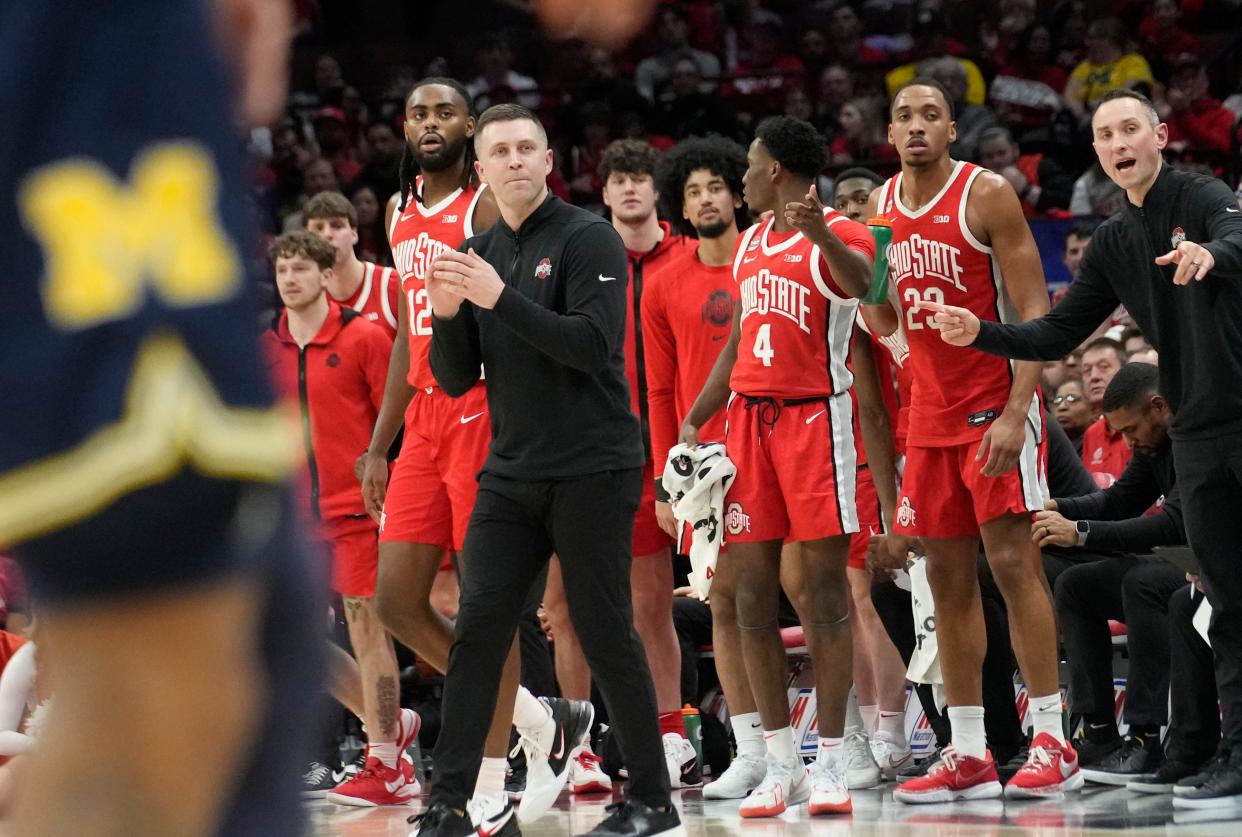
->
[864, 217, 893, 305]
[681, 705, 703, 767]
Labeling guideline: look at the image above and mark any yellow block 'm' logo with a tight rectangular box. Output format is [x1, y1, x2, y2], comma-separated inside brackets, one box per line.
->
[19, 141, 241, 329]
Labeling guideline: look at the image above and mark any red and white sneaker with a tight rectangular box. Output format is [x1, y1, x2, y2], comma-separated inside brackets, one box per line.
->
[569, 747, 612, 794]
[808, 757, 852, 816]
[893, 746, 1003, 804]
[739, 754, 811, 818]
[397, 708, 422, 755]
[1004, 733, 1084, 799]
[326, 755, 420, 807]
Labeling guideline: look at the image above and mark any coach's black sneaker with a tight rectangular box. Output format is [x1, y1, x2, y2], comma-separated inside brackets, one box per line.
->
[1174, 748, 1231, 796]
[575, 800, 687, 837]
[302, 761, 338, 798]
[1074, 727, 1123, 768]
[1173, 748, 1242, 809]
[516, 697, 595, 824]
[1082, 734, 1164, 785]
[408, 802, 475, 836]
[469, 794, 522, 837]
[1127, 758, 1204, 794]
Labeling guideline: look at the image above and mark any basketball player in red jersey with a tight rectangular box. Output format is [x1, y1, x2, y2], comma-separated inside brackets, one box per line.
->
[680, 116, 878, 818]
[357, 77, 565, 826]
[304, 191, 401, 340]
[867, 80, 1081, 803]
[539, 138, 697, 790]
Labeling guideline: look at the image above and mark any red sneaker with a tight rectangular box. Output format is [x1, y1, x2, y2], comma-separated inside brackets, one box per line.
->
[893, 747, 1003, 804]
[326, 755, 420, 807]
[1004, 733, 1084, 799]
[397, 707, 422, 754]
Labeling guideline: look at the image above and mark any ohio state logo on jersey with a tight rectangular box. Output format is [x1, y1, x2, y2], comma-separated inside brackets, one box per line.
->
[888, 234, 966, 292]
[739, 269, 811, 334]
[702, 289, 733, 326]
[392, 231, 454, 281]
[725, 502, 751, 536]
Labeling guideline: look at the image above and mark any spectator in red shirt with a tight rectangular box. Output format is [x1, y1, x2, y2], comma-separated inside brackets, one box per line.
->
[1160, 53, 1235, 165]
[1138, 0, 1199, 77]
[726, 21, 805, 123]
[826, 1, 889, 66]
[1052, 379, 1095, 455]
[1079, 337, 1131, 488]
[814, 62, 854, 139]
[977, 126, 1075, 218]
[312, 106, 364, 189]
[830, 97, 899, 166]
[991, 23, 1069, 138]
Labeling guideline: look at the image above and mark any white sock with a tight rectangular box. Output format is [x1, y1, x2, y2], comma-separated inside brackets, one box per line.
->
[475, 757, 507, 799]
[844, 689, 865, 735]
[512, 688, 551, 734]
[369, 742, 399, 768]
[731, 712, 765, 759]
[764, 726, 796, 764]
[877, 710, 907, 749]
[1030, 693, 1065, 744]
[947, 706, 987, 760]
[859, 704, 879, 735]
[816, 736, 844, 765]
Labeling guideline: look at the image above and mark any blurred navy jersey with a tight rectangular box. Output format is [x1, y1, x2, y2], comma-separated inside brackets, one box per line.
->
[0, 0, 295, 548]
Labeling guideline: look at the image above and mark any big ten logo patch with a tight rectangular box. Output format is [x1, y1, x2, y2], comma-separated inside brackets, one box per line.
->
[725, 501, 751, 535]
[702, 289, 733, 327]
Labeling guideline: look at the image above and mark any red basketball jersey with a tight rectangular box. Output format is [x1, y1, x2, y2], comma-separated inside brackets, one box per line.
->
[875, 161, 1036, 446]
[389, 177, 488, 389]
[339, 261, 400, 341]
[729, 210, 874, 398]
[857, 312, 913, 454]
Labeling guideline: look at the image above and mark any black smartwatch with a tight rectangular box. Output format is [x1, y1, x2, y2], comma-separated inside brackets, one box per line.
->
[1075, 519, 1090, 546]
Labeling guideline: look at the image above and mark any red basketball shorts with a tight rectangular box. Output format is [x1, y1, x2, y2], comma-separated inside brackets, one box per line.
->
[894, 422, 1048, 539]
[723, 392, 859, 544]
[848, 465, 883, 570]
[327, 520, 379, 598]
[380, 384, 490, 553]
[633, 459, 673, 557]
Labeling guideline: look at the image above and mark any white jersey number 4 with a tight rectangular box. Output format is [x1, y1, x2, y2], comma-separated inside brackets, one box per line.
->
[752, 322, 775, 366]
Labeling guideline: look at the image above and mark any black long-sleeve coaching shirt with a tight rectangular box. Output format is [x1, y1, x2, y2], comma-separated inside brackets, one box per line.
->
[1055, 443, 1185, 552]
[973, 164, 1242, 441]
[430, 193, 645, 480]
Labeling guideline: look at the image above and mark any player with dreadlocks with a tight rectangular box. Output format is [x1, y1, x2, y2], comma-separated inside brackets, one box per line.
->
[358, 78, 555, 823]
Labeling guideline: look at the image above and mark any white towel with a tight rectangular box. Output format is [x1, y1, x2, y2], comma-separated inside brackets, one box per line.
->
[906, 556, 947, 711]
[661, 443, 736, 599]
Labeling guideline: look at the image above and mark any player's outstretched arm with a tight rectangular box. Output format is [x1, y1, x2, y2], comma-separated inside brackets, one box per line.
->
[681, 303, 741, 446]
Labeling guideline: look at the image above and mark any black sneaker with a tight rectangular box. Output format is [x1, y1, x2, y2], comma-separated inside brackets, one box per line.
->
[1081, 735, 1163, 785]
[302, 761, 339, 798]
[897, 748, 942, 780]
[1173, 750, 1242, 809]
[516, 697, 595, 824]
[1073, 732, 1123, 768]
[1127, 759, 1204, 795]
[408, 802, 475, 836]
[574, 800, 686, 837]
[470, 795, 522, 837]
[1174, 749, 1231, 796]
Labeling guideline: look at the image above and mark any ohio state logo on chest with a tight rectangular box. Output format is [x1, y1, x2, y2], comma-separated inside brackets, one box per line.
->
[739, 268, 811, 334]
[392, 231, 454, 281]
[888, 232, 966, 292]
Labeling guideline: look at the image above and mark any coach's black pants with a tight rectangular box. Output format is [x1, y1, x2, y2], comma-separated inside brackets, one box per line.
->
[1174, 435, 1242, 749]
[429, 468, 670, 810]
[1166, 586, 1220, 764]
[1054, 557, 1184, 729]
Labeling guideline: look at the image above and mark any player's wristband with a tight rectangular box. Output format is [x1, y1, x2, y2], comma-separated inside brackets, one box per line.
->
[864, 217, 892, 305]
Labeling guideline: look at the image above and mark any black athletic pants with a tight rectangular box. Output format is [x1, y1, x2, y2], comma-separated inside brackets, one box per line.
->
[429, 468, 671, 810]
[1054, 557, 1183, 729]
[1166, 585, 1221, 764]
[1173, 435, 1242, 750]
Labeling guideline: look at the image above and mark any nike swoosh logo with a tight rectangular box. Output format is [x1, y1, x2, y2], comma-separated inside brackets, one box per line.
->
[1228, 208, 1239, 212]
[598, 274, 617, 282]
[460, 412, 485, 424]
[551, 727, 566, 760]
[479, 807, 514, 837]
[805, 409, 826, 424]
[750, 721, 763, 729]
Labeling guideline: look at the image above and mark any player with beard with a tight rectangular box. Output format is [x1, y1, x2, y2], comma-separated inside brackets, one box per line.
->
[358, 77, 564, 827]
[680, 116, 878, 818]
[539, 139, 696, 791]
[867, 79, 1077, 803]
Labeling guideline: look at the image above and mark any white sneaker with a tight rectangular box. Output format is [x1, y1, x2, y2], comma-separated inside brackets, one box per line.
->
[466, 793, 518, 836]
[703, 753, 767, 800]
[738, 754, 810, 818]
[516, 697, 594, 824]
[568, 745, 612, 794]
[808, 757, 853, 815]
[845, 730, 882, 789]
[662, 732, 702, 789]
[871, 733, 914, 780]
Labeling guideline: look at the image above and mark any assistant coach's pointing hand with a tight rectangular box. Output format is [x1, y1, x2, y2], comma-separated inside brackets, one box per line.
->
[920, 300, 981, 346]
[432, 248, 505, 310]
[1155, 239, 1215, 285]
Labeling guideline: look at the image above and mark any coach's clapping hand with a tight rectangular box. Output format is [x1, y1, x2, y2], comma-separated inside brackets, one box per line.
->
[919, 300, 980, 346]
[431, 248, 505, 310]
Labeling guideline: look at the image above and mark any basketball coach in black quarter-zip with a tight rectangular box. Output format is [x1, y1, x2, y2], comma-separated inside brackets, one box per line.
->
[415, 102, 683, 837]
